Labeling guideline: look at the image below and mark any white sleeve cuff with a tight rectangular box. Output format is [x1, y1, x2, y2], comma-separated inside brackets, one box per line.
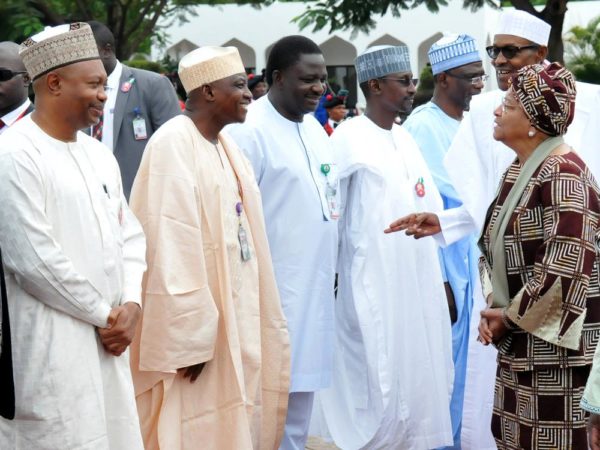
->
[92, 302, 113, 328]
[121, 285, 142, 307]
[436, 206, 479, 247]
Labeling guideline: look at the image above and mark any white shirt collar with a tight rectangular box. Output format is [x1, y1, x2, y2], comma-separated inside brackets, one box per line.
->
[107, 60, 123, 91]
[1, 98, 31, 127]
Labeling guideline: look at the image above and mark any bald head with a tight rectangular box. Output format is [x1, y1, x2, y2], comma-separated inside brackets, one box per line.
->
[0, 41, 29, 117]
[0, 42, 26, 71]
[87, 21, 117, 75]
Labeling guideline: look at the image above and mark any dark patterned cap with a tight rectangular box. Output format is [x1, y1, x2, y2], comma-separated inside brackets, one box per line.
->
[510, 63, 576, 136]
[20, 23, 100, 81]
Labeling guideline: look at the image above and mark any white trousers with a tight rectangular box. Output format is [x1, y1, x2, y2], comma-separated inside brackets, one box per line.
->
[279, 392, 315, 450]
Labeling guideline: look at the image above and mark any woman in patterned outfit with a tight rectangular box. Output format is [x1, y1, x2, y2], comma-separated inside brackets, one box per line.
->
[478, 63, 600, 450]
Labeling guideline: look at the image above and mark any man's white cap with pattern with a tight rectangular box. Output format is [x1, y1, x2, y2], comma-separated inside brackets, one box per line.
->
[178, 46, 245, 94]
[355, 45, 412, 84]
[19, 22, 100, 81]
[428, 34, 481, 75]
[496, 10, 551, 46]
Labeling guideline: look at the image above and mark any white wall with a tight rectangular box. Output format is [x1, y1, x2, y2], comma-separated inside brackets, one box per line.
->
[156, 0, 600, 97]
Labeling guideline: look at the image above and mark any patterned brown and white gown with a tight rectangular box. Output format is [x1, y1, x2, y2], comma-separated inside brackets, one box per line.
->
[480, 152, 600, 450]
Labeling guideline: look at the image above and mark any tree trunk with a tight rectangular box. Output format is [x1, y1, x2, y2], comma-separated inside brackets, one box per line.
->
[541, 0, 567, 63]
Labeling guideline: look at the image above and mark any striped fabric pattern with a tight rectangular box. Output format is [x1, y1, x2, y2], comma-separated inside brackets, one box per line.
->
[481, 152, 600, 371]
[480, 151, 600, 449]
[492, 365, 590, 449]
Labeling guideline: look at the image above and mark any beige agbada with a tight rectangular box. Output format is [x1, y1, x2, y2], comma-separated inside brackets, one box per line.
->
[128, 114, 290, 449]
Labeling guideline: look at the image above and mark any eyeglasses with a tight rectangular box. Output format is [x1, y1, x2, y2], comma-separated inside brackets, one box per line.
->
[485, 45, 539, 59]
[445, 72, 489, 85]
[379, 77, 419, 87]
[0, 69, 27, 82]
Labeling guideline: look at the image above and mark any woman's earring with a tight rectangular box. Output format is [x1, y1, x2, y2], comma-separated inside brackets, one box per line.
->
[528, 129, 536, 138]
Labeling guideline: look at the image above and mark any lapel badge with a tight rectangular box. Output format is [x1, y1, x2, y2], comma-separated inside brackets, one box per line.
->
[415, 177, 426, 197]
[120, 77, 135, 93]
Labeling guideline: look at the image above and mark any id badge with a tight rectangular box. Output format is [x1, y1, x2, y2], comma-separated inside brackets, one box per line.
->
[321, 163, 340, 220]
[132, 116, 148, 140]
[326, 183, 340, 220]
[238, 224, 252, 261]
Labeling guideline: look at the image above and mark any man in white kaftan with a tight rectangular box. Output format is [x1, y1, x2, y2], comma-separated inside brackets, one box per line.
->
[403, 34, 486, 450]
[0, 24, 146, 449]
[228, 36, 337, 450]
[315, 45, 453, 450]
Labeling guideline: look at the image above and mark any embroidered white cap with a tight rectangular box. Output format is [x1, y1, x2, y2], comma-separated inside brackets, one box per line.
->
[428, 34, 482, 75]
[20, 23, 100, 81]
[496, 10, 551, 46]
[178, 46, 245, 94]
[355, 45, 412, 83]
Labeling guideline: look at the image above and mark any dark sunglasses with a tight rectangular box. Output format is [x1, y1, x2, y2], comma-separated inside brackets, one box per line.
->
[485, 45, 539, 59]
[379, 77, 419, 87]
[0, 69, 27, 82]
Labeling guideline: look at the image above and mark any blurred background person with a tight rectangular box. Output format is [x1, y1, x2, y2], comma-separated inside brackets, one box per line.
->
[248, 68, 268, 100]
[322, 88, 348, 136]
[0, 42, 32, 136]
[87, 21, 180, 199]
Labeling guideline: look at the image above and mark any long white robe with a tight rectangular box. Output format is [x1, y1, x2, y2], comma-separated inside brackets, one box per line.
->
[314, 116, 454, 450]
[129, 115, 290, 450]
[443, 81, 600, 450]
[0, 116, 146, 450]
[227, 96, 337, 393]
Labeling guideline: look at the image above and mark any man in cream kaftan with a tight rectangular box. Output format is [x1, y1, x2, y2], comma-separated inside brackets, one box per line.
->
[0, 23, 146, 450]
[129, 47, 290, 450]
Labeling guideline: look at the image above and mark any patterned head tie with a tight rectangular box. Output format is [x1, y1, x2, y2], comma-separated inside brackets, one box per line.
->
[510, 62, 576, 136]
[20, 23, 100, 81]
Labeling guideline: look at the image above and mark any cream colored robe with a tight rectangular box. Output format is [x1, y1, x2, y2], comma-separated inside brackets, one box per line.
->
[129, 115, 290, 450]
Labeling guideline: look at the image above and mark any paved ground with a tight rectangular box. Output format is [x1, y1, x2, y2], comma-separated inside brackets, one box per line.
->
[305, 436, 340, 449]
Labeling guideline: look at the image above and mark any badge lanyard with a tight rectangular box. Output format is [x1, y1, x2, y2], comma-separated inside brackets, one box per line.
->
[216, 142, 252, 262]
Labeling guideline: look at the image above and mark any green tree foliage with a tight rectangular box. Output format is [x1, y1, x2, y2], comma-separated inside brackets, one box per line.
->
[126, 59, 166, 73]
[294, 0, 574, 63]
[0, 0, 202, 59]
[0, 0, 273, 60]
[565, 15, 600, 84]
